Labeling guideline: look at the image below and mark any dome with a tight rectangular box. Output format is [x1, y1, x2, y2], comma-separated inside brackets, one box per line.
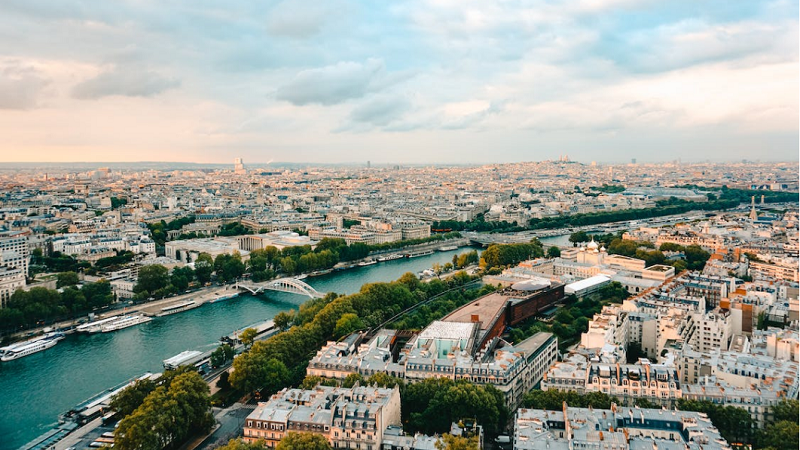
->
[587, 239, 599, 250]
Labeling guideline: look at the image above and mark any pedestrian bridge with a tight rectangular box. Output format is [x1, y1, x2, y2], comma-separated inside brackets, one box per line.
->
[234, 277, 325, 298]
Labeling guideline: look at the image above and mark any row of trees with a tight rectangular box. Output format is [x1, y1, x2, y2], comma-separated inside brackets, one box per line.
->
[480, 240, 544, 270]
[386, 283, 498, 330]
[229, 271, 479, 400]
[528, 197, 741, 230]
[432, 214, 524, 233]
[0, 280, 114, 330]
[111, 369, 214, 450]
[605, 238, 711, 270]
[29, 249, 91, 276]
[215, 434, 332, 450]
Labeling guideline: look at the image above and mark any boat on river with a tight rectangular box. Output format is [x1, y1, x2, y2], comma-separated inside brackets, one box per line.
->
[75, 315, 121, 333]
[0, 333, 66, 361]
[101, 315, 152, 332]
[156, 300, 200, 316]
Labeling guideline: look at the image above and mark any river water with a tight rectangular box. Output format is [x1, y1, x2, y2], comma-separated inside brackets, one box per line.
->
[0, 247, 488, 450]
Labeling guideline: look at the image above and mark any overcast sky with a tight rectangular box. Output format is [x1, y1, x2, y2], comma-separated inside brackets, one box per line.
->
[0, 0, 797, 164]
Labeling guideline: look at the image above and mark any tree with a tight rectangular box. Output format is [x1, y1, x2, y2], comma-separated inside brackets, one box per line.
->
[82, 280, 114, 308]
[569, 231, 590, 245]
[276, 432, 332, 450]
[274, 311, 295, 331]
[170, 266, 194, 291]
[56, 271, 80, 288]
[403, 378, 507, 435]
[240, 328, 258, 347]
[436, 434, 479, 450]
[772, 399, 799, 423]
[217, 371, 231, 390]
[110, 379, 157, 417]
[547, 246, 561, 258]
[194, 253, 214, 284]
[758, 420, 799, 450]
[210, 344, 235, 367]
[301, 375, 323, 390]
[114, 371, 213, 450]
[134, 264, 169, 295]
[334, 313, 364, 339]
[215, 439, 267, 450]
[342, 373, 364, 388]
[262, 358, 290, 396]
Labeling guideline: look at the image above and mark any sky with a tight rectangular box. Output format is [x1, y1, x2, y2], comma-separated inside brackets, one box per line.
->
[0, 0, 797, 164]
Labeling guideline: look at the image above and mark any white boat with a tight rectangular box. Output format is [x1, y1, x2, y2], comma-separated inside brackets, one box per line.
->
[377, 253, 403, 262]
[357, 260, 377, 267]
[75, 315, 121, 333]
[294, 274, 308, 280]
[0, 332, 65, 361]
[209, 293, 239, 303]
[437, 245, 458, 252]
[101, 315, 152, 332]
[405, 250, 434, 258]
[156, 300, 200, 317]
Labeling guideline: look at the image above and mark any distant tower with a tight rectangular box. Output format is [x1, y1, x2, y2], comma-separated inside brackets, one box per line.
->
[367, 160, 371, 169]
[631, 158, 637, 164]
[749, 196, 758, 221]
[234, 157, 246, 175]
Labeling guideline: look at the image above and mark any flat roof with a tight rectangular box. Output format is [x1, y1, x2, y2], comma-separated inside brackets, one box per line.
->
[565, 275, 611, 291]
[442, 292, 508, 329]
[419, 321, 477, 341]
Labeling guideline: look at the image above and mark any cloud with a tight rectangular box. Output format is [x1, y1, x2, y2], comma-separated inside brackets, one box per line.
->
[0, 62, 48, 109]
[275, 59, 407, 106]
[266, 0, 346, 38]
[71, 67, 178, 99]
[348, 95, 412, 127]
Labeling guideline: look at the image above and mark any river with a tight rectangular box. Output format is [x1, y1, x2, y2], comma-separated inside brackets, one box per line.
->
[0, 247, 483, 450]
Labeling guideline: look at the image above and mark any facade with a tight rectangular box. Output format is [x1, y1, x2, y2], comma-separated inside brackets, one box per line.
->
[237, 231, 318, 251]
[0, 265, 25, 308]
[0, 230, 30, 276]
[243, 384, 401, 449]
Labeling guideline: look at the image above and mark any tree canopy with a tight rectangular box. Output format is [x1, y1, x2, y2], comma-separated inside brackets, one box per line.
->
[276, 432, 332, 450]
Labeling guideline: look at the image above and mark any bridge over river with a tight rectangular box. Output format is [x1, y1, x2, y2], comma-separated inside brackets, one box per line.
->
[234, 277, 326, 298]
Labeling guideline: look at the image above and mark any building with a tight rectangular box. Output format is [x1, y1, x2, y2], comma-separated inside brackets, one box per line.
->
[164, 237, 250, 263]
[237, 231, 319, 251]
[307, 326, 558, 409]
[0, 265, 25, 308]
[0, 230, 30, 276]
[514, 404, 731, 450]
[234, 157, 246, 175]
[243, 384, 401, 449]
[565, 275, 611, 298]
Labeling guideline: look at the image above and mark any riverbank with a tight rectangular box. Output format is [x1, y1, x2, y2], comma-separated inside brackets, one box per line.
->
[3, 247, 477, 450]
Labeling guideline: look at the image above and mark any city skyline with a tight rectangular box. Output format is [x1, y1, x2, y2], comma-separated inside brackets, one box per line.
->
[0, 1, 797, 164]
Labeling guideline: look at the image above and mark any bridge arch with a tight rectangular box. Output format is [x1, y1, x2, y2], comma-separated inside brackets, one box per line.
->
[235, 277, 325, 298]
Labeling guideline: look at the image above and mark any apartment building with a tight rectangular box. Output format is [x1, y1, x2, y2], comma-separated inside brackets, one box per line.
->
[243, 384, 401, 449]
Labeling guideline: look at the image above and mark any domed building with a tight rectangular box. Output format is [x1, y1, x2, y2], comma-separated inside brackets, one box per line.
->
[577, 237, 606, 266]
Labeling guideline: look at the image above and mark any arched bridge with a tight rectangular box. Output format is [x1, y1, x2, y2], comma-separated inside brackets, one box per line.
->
[234, 277, 325, 298]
